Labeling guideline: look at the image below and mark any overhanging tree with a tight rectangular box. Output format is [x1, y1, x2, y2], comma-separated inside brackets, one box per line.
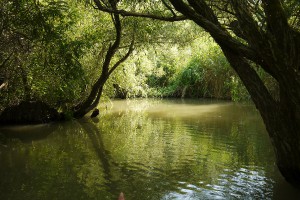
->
[92, 0, 300, 185]
[0, 0, 135, 121]
[73, 0, 134, 118]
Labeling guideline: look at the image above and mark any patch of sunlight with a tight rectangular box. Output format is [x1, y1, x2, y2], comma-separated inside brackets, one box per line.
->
[102, 99, 232, 121]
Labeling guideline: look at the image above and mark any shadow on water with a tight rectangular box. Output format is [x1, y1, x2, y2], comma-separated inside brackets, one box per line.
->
[0, 123, 58, 143]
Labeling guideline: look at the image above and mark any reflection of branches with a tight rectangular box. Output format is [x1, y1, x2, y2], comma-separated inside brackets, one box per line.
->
[79, 121, 121, 194]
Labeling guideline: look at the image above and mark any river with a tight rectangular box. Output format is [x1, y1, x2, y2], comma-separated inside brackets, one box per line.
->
[0, 99, 299, 200]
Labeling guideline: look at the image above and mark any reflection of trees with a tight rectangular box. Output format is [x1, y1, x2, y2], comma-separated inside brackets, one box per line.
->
[0, 124, 57, 142]
[94, 104, 275, 199]
[0, 122, 115, 200]
[0, 101, 279, 200]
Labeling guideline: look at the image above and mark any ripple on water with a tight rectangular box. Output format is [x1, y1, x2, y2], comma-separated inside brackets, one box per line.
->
[121, 161, 166, 179]
[159, 166, 274, 200]
[203, 167, 274, 199]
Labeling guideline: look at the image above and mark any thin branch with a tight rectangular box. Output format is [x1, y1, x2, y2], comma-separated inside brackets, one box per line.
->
[0, 52, 13, 69]
[93, 0, 187, 21]
[162, 0, 176, 17]
[211, 4, 235, 16]
[108, 36, 134, 76]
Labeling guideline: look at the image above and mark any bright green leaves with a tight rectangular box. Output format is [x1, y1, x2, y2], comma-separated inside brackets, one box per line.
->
[0, 0, 97, 111]
[170, 40, 233, 99]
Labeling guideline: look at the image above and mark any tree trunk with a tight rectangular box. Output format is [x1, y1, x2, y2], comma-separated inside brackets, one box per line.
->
[222, 47, 300, 185]
[166, 0, 300, 185]
[73, 78, 105, 119]
[267, 86, 300, 185]
[73, 1, 134, 118]
[271, 125, 300, 185]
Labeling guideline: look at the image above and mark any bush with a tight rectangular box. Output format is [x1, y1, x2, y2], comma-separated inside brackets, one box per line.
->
[157, 44, 234, 99]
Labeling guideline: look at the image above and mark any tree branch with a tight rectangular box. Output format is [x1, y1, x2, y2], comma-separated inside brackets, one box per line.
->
[211, 4, 235, 16]
[161, 0, 176, 17]
[169, 0, 260, 62]
[93, 0, 187, 21]
[187, 0, 219, 23]
[0, 52, 13, 69]
[261, 0, 290, 39]
[101, 12, 122, 73]
[108, 36, 134, 76]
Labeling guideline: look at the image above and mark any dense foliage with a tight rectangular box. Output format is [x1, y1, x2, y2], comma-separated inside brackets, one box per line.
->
[108, 37, 279, 102]
[0, 0, 96, 111]
[1, 0, 268, 114]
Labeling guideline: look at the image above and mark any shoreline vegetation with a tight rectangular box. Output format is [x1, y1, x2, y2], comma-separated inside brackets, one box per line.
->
[0, 1, 278, 125]
[0, 36, 277, 125]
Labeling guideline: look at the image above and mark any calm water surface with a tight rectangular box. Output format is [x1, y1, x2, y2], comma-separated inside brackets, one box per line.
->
[0, 99, 300, 200]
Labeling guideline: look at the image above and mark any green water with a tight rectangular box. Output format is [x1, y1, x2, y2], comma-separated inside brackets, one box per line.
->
[0, 99, 299, 200]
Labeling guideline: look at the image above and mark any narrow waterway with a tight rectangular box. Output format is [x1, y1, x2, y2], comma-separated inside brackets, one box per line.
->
[0, 99, 299, 200]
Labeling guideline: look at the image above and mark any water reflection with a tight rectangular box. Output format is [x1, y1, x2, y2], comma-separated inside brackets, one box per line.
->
[0, 99, 300, 199]
[0, 123, 57, 142]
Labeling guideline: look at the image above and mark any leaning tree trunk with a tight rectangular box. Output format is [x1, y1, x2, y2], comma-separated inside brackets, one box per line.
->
[222, 47, 300, 185]
[73, 1, 134, 119]
[73, 77, 105, 119]
[167, 0, 300, 185]
[267, 84, 300, 184]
